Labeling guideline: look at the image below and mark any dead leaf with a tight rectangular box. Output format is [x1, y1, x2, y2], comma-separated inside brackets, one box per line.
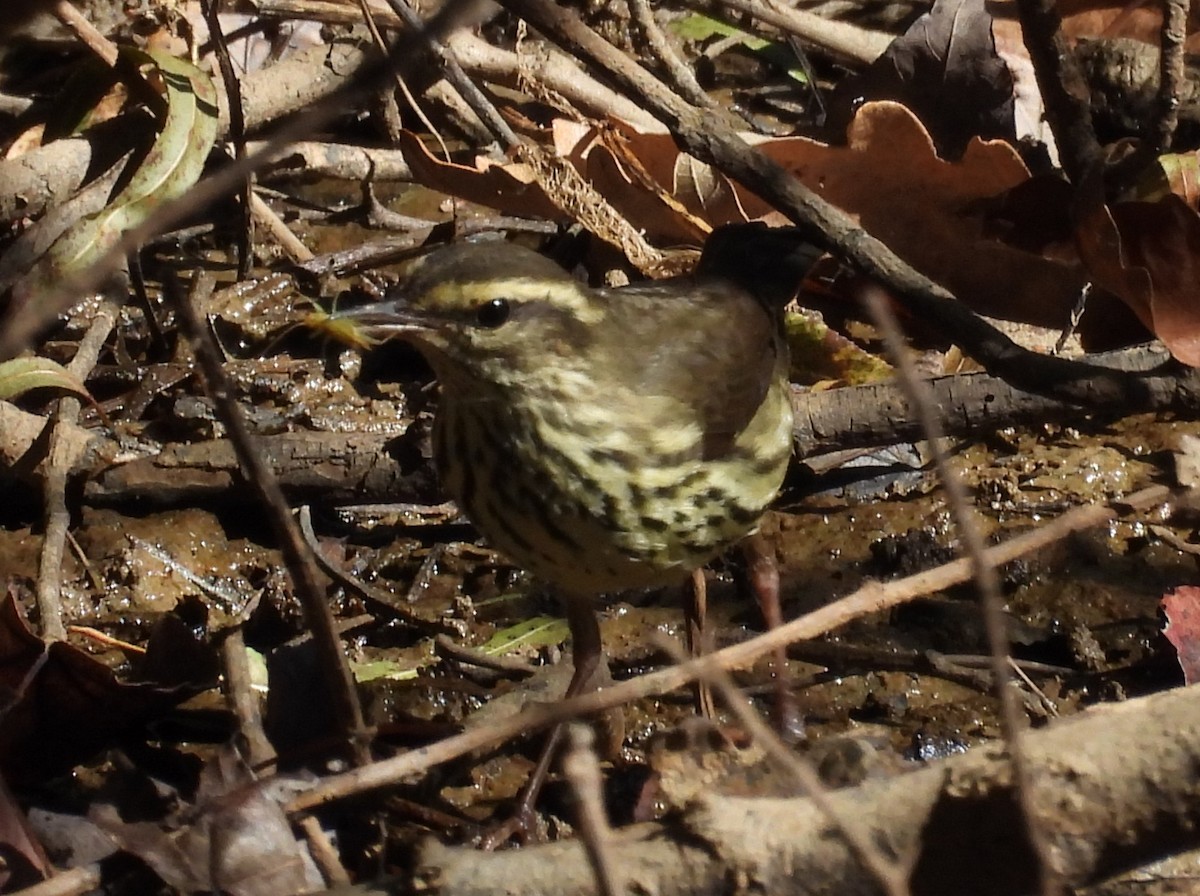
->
[740, 102, 1083, 327]
[1162, 586, 1200, 685]
[829, 0, 1017, 159]
[1076, 193, 1200, 365]
[0, 593, 197, 783]
[95, 747, 321, 896]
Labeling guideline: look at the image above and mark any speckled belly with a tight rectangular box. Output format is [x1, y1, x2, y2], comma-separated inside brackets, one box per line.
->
[433, 384, 793, 594]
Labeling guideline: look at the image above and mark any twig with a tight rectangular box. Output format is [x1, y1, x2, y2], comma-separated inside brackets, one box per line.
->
[203, 0, 254, 280]
[562, 724, 623, 896]
[1012, 0, 1101, 183]
[865, 288, 1063, 896]
[357, 0, 452, 162]
[223, 627, 277, 771]
[383, 0, 520, 148]
[8, 865, 102, 896]
[249, 189, 314, 262]
[446, 31, 660, 130]
[434, 633, 536, 676]
[299, 815, 353, 886]
[708, 0, 892, 68]
[629, 0, 713, 110]
[51, 0, 118, 66]
[169, 270, 370, 764]
[35, 289, 120, 641]
[1154, 0, 1189, 153]
[657, 636, 911, 896]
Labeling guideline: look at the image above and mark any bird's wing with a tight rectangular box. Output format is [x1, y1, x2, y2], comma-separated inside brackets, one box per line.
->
[595, 279, 783, 461]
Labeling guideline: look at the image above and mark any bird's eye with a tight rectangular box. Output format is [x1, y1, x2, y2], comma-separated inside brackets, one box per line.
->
[475, 298, 511, 328]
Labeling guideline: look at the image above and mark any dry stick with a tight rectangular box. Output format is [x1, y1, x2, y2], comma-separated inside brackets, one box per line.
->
[492, 0, 1175, 413]
[865, 289, 1062, 896]
[51, 0, 118, 66]
[384, 0, 522, 149]
[708, 0, 892, 68]
[244, 139, 416, 181]
[0, 0, 496, 363]
[1008, 656, 1061, 717]
[9, 865, 102, 896]
[434, 633, 537, 676]
[1013, 0, 1101, 184]
[628, 0, 713, 111]
[686, 568, 717, 719]
[357, 0, 453, 163]
[222, 627, 278, 772]
[299, 814, 353, 887]
[34, 292, 120, 641]
[445, 31, 660, 130]
[286, 482, 1169, 813]
[170, 270, 370, 765]
[562, 725, 623, 896]
[203, 0, 255, 281]
[656, 636, 911, 896]
[1154, 0, 1189, 152]
[249, 189, 314, 262]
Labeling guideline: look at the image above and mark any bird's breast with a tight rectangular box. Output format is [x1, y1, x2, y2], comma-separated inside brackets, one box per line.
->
[432, 376, 792, 594]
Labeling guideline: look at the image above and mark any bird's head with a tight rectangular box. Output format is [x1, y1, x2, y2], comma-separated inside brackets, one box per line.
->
[340, 241, 605, 391]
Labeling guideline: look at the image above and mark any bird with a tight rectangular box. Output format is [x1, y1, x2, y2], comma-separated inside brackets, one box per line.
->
[340, 223, 816, 834]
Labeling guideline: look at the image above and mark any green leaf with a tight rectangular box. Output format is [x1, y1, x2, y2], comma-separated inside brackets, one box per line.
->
[479, 616, 570, 655]
[351, 659, 422, 684]
[671, 12, 767, 49]
[0, 357, 95, 403]
[14, 49, 219, 299]
[669, 13, 807, 83]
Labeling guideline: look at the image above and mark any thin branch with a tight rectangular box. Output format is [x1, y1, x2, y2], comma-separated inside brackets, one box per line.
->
[629, 0, 713, 110]
[383, 0, 520, 148]
[562, 725, 623, 896]
[1154, 0, 1189, 152]
[35, 288, 120, 641]
[866, 289, 1063, 896]
[1012, 0, 1101, 182]
[169, 270, 370, 764]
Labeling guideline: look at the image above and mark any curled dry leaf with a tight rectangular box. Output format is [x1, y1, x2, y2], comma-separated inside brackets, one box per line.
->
[1076, 193, 1200, 366]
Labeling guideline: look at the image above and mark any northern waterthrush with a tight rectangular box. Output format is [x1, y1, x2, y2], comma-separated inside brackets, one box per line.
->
[345, 225, 814, 708]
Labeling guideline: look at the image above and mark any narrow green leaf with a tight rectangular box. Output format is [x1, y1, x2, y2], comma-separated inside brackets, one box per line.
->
[0, 357, 95, 402]
[16, 49, 219, 298]
[479, 616, 570, 655]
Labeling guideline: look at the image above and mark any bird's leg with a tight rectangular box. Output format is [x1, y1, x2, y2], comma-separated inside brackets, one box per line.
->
[685, 568, 717, 719]
[561, 593, 623, 753]
[743, 532, 802, 739]
[478, 595, 620, 849]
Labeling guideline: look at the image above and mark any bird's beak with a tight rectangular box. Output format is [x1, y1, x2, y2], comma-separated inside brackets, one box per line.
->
[332, 301, 431, 344]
